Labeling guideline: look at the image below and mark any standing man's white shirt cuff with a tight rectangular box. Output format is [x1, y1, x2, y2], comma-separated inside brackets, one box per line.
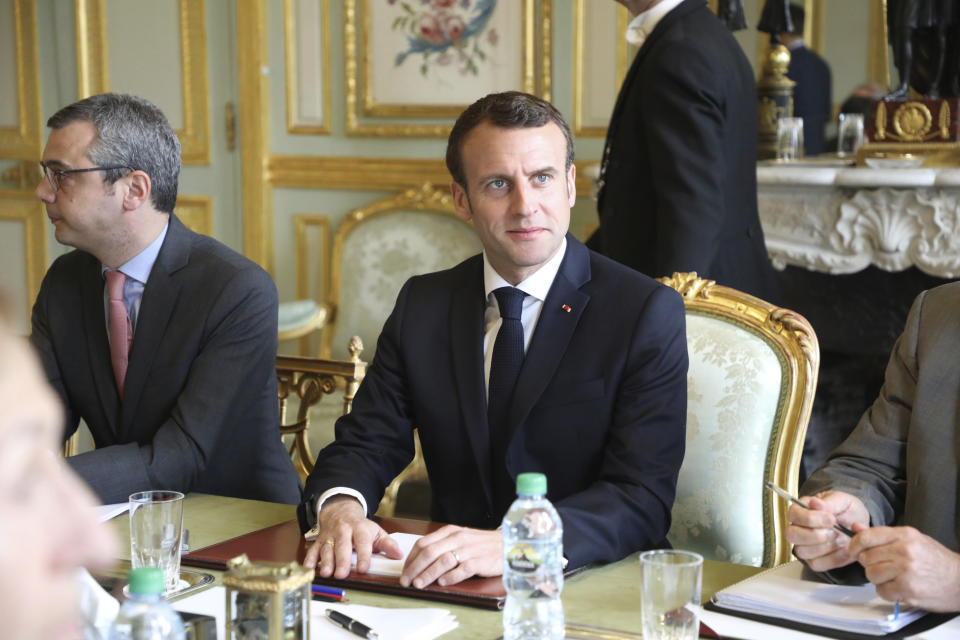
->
[309, 488, 369, 539]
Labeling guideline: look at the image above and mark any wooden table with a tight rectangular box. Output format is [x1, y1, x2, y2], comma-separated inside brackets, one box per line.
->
[109, 494, 763, 638]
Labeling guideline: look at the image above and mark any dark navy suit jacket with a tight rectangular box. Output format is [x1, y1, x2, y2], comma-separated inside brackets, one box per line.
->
[302, 236, 688, 569]
[31, 214, 301, 505]
[594, 0, 779, 303]
[786, 45, 832, 157]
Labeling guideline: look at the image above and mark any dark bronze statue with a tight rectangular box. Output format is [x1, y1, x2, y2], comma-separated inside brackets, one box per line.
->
[887, 0, 960, 99]
[717, 0, 747, 31]
[756, 0, 793, 44]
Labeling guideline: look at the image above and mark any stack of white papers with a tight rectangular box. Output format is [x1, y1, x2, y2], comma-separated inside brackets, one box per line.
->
[172, 586, 458, 640]
[317, 603, 458, 640]
[712, 561, 925, 636]
[354, 532, 421, 576]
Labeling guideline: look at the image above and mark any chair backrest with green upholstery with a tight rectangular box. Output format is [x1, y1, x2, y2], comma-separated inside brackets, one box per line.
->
[324, 183, 482, 360]
[658, 272, 819, 567]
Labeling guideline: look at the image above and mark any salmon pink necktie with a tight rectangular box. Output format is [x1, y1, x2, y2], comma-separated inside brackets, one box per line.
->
[105, 269, 132, 399]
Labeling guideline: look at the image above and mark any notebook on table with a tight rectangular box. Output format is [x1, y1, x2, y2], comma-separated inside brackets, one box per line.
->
[708, 561, 957, 639]
[182, 517, 507, 610]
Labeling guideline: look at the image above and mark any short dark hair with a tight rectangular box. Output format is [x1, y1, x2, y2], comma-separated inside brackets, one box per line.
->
[445, 91, 575, 189]
[788, 4, 805, 34]
[47, 93, 180, 214]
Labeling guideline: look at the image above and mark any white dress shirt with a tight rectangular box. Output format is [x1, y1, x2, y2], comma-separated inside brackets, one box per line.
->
[625, 0, 684, 48]
[316, 239, 569, 519]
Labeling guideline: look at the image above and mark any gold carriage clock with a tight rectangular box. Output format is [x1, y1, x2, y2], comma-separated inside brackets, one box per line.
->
[223, 554, 313, 640]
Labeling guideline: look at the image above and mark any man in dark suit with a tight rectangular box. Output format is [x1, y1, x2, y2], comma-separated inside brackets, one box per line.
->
[31, 93, 300, 505]
[591, 0, 779, 302]
[782, 4, 832, 156]
[301, 92, 688, 589]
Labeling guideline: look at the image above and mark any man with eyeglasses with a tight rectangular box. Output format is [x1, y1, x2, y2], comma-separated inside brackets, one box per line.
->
[30, 93, 301, 505]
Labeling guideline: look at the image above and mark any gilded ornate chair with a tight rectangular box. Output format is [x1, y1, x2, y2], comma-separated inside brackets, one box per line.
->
[658, 272, 819, 567]
[325, 183, 482, 515]
[277, 337, 366, 481]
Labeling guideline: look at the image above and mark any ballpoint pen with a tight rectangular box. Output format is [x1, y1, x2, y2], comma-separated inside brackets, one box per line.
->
[312, 584, 347, 600]
[325, 608, 379, 639]
[765, 481, 855, 537]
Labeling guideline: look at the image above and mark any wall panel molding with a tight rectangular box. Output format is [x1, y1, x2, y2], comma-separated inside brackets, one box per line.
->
[75, 0, 210, 164]
[0, 190, 46, 325]
[0, 0, 41, 159]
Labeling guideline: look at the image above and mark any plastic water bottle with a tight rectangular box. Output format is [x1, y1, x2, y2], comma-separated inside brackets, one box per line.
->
[502, 472, 564, 640]
[109, 567, 185, 640]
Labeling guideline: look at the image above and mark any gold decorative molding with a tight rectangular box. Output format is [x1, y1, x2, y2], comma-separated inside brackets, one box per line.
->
[572, 0, 630, 137]
[346, 0, 551, 136]
[869, 0, 890, 89]
[0, 0, 41, 160]
[74, 0, 210, 164]
[284, 0, 331, 135]
[0, 190, 47, 325]
[294, 214, 331, 354]
[174, 195, 213, 237]
[269, 154, 595, 195]
[237, 0, 274, 274]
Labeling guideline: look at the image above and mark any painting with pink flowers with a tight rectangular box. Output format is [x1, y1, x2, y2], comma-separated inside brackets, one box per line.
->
[365, 0, 534, 115]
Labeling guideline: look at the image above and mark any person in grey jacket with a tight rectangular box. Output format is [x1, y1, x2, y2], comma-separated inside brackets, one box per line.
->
[786, 281, 960, 613]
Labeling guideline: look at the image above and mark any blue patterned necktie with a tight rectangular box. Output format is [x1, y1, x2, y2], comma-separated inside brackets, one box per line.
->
[488, 286, 527, 511]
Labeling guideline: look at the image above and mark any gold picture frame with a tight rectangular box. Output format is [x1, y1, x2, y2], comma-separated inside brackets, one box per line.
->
[74, 0, 211, 164]
[284, 0, 332, 134]
[572, 0, 632, 137]
[345, 0, 552, 136]
[0, 0, 41, 160]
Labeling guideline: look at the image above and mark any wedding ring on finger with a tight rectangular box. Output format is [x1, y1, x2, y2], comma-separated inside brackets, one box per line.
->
[450, 549, 462, 566]
[322, 539, 335, 548]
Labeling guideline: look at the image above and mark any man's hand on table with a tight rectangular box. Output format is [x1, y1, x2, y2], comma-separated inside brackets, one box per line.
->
[400, 525, 502, 589]
[302, 495, 402, 579]
[785, 490, 869, 572]
[847, 524, 960, 612]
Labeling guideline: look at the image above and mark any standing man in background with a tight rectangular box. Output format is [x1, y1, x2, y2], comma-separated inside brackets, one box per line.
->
[590, 0, 779, 302]
[782, 3, 832, 156]
[31, 93, 301, 505]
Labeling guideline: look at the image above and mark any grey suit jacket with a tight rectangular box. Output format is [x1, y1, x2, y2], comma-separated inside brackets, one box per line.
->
[31, 215, 301, 504]
[803, 282, 960, 556]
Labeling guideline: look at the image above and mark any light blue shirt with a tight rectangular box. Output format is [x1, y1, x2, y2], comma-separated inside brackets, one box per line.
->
[101, 221, 169, 337]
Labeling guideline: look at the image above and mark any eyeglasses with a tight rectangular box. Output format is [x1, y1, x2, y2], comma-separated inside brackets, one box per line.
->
[38, 163, 132, 192]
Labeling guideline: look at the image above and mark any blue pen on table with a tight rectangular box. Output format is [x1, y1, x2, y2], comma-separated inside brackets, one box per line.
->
[312, 584, 346, 600]
[764, 482, 856, 537]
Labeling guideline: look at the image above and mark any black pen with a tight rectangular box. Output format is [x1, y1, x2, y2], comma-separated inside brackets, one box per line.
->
[765, 481, 855, 537]
[324, 608, 379, 639]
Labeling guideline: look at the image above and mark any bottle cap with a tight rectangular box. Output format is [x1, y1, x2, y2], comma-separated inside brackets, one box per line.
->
[127, 567, 165, 595]
[516, 472, 547, 495]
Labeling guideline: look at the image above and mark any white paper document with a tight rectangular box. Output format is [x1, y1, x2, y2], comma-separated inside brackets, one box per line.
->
[95, 502, 129, 522]
[711, 561, 925, 636]
[172, 585, 457, 640]
[352, 532, 421, 576]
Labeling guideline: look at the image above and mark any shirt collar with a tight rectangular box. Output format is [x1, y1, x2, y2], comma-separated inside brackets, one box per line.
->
[101, 220, 169, 284]
[786, 39, 805, 51]
[625, 0, 684, 47]
[483, 237, 567, 303]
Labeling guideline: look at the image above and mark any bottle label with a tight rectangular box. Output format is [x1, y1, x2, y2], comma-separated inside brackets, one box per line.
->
[506, 543, 542, 573]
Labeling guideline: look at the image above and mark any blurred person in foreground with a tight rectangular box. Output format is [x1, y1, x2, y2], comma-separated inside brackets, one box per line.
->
[0, 320, 116, 639]
[786, 282, 960, 613]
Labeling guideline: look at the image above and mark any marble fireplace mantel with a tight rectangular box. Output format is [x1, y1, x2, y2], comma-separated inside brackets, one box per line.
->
[757, 165, 960, 278]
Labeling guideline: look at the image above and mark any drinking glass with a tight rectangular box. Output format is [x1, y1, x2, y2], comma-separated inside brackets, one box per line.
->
[776, 117, 804, 161]
[129, 490, 185, 593]
[640, 549, 703, 640]
[837, 113, 865, 157]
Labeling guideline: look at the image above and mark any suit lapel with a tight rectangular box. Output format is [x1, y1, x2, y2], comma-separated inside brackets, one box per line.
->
[120, 215, 189, 437]
[503, 237, 591, 447]
[450, 257, 495, 510]
[82, 257, 121, 433]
